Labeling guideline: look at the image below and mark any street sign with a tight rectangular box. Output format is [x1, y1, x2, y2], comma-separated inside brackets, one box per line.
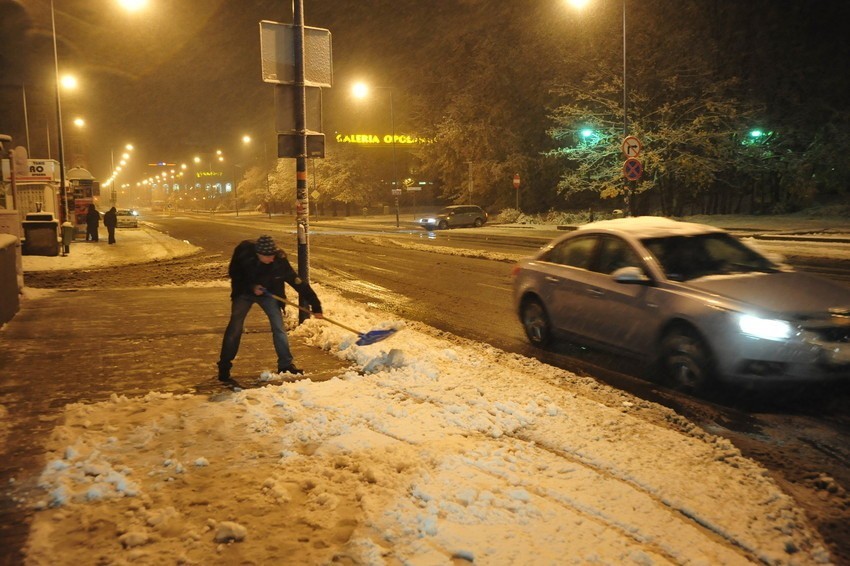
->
[513, 173, 520, 189]
[623, 158, 643, 181]
[391, 188, 402, 196]
[2, 159, 59, 183]
[259, 21, 332, 87]
[621, 136, 642, 158]
[278, 133, 325, 158]
[275, 84, 323, 133]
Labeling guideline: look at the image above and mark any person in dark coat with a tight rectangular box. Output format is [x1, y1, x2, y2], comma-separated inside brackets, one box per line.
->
[217, 235, 324, 386]
[85, 204, 100, 242]
[103, 206, 118, 244]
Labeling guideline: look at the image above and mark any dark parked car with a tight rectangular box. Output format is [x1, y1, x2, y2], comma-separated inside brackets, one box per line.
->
[417, 205, 488, 230]
[511, 217, 850, 392]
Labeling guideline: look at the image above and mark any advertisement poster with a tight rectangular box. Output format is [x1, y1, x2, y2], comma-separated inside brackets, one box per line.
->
[74, 198, 93, 235]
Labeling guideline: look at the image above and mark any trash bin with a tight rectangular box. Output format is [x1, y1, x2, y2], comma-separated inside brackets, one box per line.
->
[61, 222, 75, 255]
[22, 217, 59, 256]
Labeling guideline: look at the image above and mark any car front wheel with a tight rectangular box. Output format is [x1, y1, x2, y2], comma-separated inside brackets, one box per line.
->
[659, 327, 714, 393]
[520, 299, 552, 347]
[437, 220, 448, 230]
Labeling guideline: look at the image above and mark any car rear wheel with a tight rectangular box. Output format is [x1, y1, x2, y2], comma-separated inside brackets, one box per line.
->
[438, 220, 448, 230]
[659, 327, 714, 393]
[520, 299, 552, 347]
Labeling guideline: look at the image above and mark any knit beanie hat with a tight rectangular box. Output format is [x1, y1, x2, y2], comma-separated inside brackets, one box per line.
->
[255, 235, 278, 256]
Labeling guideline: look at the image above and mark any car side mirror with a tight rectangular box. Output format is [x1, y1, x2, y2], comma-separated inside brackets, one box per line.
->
[611, 266, 651, 284]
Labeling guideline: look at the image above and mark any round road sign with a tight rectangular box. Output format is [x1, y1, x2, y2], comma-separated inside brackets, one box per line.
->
[512, 173, 520, 189]
[621, 136, 642, 158]
[623, 158, 643, 181]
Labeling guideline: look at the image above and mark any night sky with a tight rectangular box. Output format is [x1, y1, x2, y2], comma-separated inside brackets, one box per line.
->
[1, 0, 848, 192]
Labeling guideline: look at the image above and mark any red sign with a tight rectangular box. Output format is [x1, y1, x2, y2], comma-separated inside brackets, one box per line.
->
[623, 158, 643, 181]
[512, 173, 520, 189]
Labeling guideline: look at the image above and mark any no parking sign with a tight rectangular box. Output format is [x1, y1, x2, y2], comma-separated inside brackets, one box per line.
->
[623, 158, 643, 181]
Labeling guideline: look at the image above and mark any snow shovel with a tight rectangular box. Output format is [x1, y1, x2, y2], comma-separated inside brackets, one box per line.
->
[263, 291, 398, 346]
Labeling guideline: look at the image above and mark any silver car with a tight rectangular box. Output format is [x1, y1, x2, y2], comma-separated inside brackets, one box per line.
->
[417, 205, 488, 230]
[511, 217, 850, 392]
[116, 209, 139, 228]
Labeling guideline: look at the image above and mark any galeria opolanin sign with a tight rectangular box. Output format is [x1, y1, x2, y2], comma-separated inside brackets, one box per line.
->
[335, 133, 432, 145]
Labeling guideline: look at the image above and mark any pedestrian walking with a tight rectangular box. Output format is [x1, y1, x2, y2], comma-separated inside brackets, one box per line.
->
[217, 235, 324, 388]
[85, 204, 100, 242]
[103, 206, 118, 244]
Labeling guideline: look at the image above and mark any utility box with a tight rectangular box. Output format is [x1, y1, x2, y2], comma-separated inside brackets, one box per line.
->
[22, 214, 59, 256]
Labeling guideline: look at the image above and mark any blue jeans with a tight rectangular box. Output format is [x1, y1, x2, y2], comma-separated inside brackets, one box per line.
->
[219, 293, 293, 370]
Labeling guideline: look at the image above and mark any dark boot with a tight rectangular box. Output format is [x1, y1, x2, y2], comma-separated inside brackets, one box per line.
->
[217, 361, 232, 381]
[278, 363, 304, 375]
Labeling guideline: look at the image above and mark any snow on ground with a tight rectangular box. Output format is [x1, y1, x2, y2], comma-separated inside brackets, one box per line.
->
[21, 224, 201, 272]
[17, 216, 846, 564]
[22, 290, 832, 564]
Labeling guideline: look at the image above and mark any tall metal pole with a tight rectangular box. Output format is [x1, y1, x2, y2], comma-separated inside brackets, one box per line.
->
[622, 0, 627, 137]
[294, 0, 311, 322]
[389, 89, 399, 228]
[51, 0, 68, 223]
[22, 85, 31, 150]
[622, 0, 632, 216]
[110, 149, 116, 206]
[466, 161, 473, 204]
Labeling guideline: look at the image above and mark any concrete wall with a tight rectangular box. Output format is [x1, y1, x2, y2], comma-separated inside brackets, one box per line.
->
[0, 233, 21, 325]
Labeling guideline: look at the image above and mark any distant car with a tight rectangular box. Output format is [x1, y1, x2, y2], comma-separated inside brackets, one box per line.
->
[417, 205, 488, 230]
[511, 217, 850, 393]
[115, 209, 139, 228]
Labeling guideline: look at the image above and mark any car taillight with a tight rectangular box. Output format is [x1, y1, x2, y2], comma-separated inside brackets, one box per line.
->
[510, 264, 521, 277]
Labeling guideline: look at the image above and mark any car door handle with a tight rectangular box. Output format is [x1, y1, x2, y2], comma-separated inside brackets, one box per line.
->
[544, 276, 560, 283]
[586, 288, 605, 296]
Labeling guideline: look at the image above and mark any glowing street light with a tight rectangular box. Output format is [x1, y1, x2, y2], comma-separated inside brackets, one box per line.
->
[118, 0, 149, 12]
[50, 0, 147, 220]
[352, 81, 400, 227]
[567, 0, 627, 136]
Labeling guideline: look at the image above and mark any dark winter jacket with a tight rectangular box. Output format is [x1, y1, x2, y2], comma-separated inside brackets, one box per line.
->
[227, 240, 322, 313]
[86, 206, 100, 227]
[103, 208, 117, 229]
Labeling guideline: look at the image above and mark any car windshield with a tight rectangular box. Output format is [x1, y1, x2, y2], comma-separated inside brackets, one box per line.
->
[642, 233, 777, 281]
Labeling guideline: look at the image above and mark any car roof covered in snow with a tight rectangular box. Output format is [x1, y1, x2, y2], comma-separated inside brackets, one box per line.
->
[576, 216, 725, 238]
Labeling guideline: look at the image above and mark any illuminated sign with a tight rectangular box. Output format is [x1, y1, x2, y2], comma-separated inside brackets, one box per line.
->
[2, 159, 59, 183]
[335, 133, 432, 145]
[148, 162, 177, 167]
[196, 171, 223, 178]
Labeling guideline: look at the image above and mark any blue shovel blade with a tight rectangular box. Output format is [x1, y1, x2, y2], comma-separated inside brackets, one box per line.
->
[355, 328, 398, 346]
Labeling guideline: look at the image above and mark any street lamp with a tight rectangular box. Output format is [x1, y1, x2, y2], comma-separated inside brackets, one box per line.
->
[50, 0, 146, 220]
[567, 0, 627, 136]
[50, 0, 69, 222]
[109, 144, 133, 206]
[568, 0, 630, 213]
[352, 81, 400, 228]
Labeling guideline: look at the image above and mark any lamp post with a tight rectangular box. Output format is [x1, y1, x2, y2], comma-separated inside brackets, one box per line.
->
[353, 82, 399, 227]
[465, 161, 474, 204]
[568, 0, 629, 212]
[50, 0, 68, 222]
[109, 144, 133, 206]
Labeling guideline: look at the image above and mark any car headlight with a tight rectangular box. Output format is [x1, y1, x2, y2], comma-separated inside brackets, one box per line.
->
[738, 314, 792, 340]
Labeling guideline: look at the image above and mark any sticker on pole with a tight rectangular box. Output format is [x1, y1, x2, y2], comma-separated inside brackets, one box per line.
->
[623, 158, 643, 181]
